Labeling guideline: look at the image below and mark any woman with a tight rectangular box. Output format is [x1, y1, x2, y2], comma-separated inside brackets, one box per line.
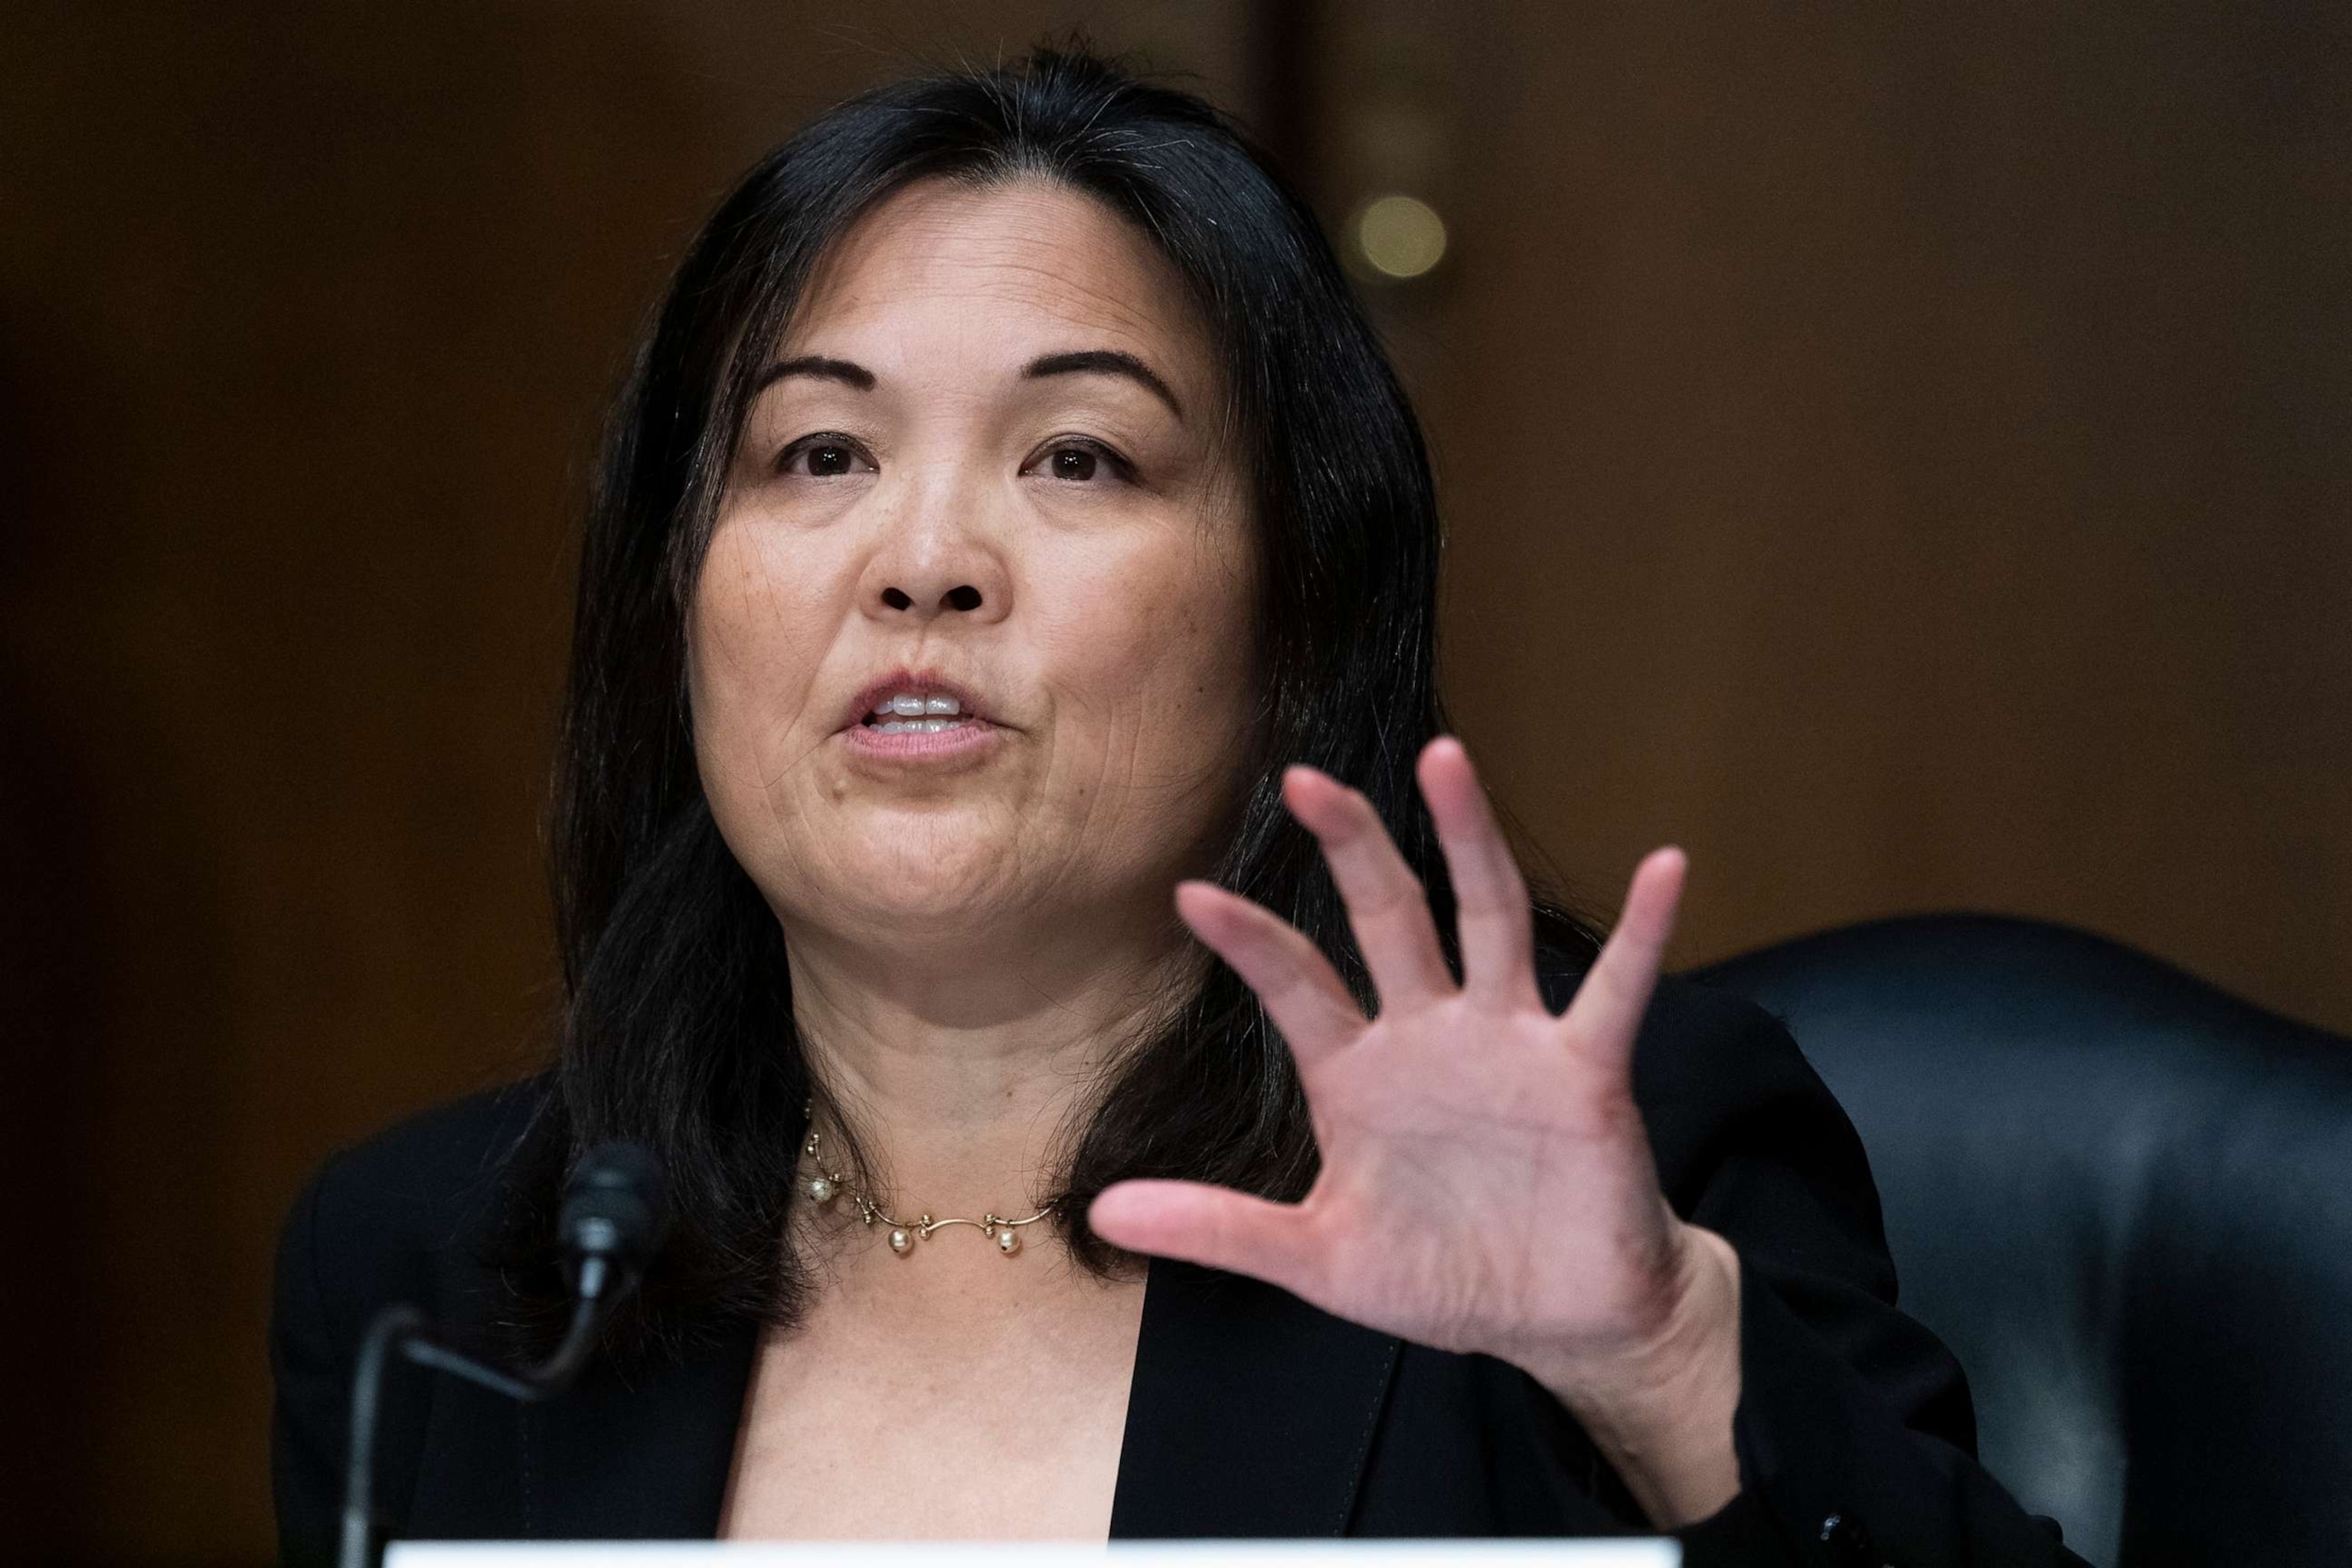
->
[273, 48, 2081, 1566]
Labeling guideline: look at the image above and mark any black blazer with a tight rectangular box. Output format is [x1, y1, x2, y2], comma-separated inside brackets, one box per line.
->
[273, 973, 2083, 1567]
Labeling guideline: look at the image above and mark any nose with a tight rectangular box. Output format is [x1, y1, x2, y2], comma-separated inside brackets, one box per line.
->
[861, 472, 1011, 624]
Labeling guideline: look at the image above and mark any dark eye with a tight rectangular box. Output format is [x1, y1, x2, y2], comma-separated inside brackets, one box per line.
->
[778, 435, 874, 478]
[1034, 438, 1139, 485]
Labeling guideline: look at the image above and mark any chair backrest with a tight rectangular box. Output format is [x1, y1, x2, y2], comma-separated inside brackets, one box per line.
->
[1695, 914, 2352, 1567]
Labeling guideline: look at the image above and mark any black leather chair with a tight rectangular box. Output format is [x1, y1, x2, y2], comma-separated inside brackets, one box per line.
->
[1695, 914, 2352, 1567]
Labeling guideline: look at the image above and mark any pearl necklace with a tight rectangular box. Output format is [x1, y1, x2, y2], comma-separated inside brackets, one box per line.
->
[797, 1124, 1054, 1259]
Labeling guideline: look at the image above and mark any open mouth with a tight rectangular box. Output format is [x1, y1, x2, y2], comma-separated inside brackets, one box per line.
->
[861, 691, 982, 736]
[841, 674, 998, 758]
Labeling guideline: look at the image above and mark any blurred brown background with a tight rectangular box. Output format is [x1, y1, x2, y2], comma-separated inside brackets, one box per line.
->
[2, 2, 2344, 1561]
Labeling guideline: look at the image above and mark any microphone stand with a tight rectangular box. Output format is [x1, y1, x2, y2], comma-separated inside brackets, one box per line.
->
[338, 1145, 667, 1568]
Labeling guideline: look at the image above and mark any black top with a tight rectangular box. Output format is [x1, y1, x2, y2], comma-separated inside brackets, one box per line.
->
[272, 972, 2083, 1567]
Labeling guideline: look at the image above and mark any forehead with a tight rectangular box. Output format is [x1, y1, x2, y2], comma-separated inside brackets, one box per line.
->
[784, 177, 1214, 383]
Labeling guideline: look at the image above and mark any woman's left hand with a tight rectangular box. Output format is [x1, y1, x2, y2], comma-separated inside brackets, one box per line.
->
[1089, 737, 1744, 1527]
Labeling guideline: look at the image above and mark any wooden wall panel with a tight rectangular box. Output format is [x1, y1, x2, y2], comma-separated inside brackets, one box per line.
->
[1333, 2, 2352, 1033]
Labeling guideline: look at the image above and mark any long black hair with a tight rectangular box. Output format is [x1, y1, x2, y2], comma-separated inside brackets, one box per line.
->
[518, 44, 1596, 1356]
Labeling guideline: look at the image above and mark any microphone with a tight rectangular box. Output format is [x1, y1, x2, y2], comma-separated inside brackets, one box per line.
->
[338, 1142, 671, 1568]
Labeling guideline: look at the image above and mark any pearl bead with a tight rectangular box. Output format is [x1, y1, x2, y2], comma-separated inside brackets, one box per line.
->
[807, 1177, 836, 1204]
[887, 1227, 913, 1256]
[995, 1227, 1021, 1256]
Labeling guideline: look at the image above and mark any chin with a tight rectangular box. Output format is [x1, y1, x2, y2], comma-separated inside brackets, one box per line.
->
[779, 821, 1042, 937]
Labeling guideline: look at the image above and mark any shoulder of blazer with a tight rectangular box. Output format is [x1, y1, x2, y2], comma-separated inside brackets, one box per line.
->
[298, 1075, 554, 1346]
[274, 1077, 560, 1560]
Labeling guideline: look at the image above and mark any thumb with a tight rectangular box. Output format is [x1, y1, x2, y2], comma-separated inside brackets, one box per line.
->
[1089, 1180, 1322, 1293]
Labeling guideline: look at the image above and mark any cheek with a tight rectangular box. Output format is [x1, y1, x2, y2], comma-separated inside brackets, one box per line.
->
[1164, 527, 1259, 710]
[1045, 525, 1258, 760]
[687, 523, 838, 778]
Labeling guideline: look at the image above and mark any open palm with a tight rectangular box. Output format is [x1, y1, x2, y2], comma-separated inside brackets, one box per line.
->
[1090, 737, 1725, 1410]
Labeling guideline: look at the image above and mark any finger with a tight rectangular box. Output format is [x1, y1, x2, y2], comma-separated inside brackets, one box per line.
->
[1560, 848, 1687, 1072]
[1089, 1179, 1326, 1297]
[1176, 881, 1367, 1067]
[1416, 737, 1539, 1009]
[1283, 766, 1455, 1010]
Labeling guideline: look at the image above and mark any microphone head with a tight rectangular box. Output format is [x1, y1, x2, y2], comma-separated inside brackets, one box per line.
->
[558, 1142, 671, 1269]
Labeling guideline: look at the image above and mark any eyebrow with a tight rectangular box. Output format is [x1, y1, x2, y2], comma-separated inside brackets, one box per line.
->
[1024, 350, 1184, 420]
[749, 348, 1184, 419]
[752, 354, 876, 393]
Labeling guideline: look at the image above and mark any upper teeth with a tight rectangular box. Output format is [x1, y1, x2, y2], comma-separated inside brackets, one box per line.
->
[874, 693, 962, 717]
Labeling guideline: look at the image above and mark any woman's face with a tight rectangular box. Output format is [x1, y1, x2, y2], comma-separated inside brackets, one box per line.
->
[688, 178, 1257, 971]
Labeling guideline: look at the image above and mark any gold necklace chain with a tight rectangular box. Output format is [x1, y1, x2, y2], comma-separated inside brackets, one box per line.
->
[798, 1123, 1054, 1258]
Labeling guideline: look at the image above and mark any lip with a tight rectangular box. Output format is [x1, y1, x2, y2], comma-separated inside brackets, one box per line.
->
[839, 669, 998, 733]
[837, 668, 1004, 764]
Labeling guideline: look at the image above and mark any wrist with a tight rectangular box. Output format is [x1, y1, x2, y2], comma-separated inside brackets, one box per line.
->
[1530, 1224, 1745, 1527]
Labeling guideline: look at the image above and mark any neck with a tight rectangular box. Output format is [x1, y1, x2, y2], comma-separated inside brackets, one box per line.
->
[779, 906, 1197, 1224]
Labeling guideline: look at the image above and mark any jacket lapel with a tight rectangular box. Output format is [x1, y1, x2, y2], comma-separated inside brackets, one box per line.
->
[520, 1318, 759, 1539]
[514, 1259, 1400, 1540]
[1112, 1259, 1402, 1537]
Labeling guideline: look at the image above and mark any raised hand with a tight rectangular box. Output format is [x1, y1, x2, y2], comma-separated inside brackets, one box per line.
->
[1089, 737, 1743, 1526]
